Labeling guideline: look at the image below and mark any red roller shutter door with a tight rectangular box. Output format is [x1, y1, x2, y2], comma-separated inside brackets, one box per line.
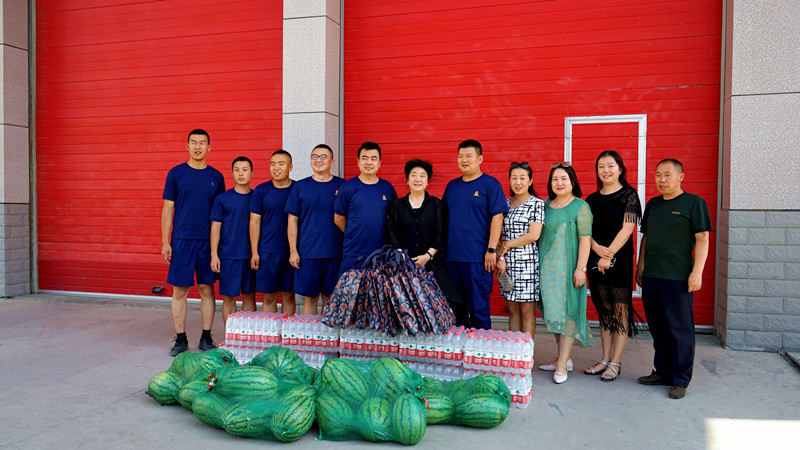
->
[343, 0, 720, 325]
[36, 0, 283, 297]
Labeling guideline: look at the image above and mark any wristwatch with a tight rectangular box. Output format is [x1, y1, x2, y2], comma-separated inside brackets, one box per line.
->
[576, 266, 587, 272]
[487, 247, 496, 254]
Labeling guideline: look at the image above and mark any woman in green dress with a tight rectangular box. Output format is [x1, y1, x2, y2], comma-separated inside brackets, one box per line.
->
[537, 162, 594, 384]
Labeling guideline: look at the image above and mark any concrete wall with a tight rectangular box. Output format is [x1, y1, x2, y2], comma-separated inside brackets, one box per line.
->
[283, 0, 341, 180]
[717, 0, 800, 350]
[0, 0, 30, 297]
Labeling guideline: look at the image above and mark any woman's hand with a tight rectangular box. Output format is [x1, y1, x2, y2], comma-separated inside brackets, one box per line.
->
[411, 253, 430, 267]
[595, 244, 614, 260]
[597, 257, 611, 274]
[496, 259, 507, 278]
[573, 268, 586, 288]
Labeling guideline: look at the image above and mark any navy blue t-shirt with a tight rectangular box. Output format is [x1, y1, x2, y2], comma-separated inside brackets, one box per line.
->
[442, 173, 508, 262]
[334, 177, 398, 257]
[249, 180, 295, 255]
[284, 176, 345, 259]
[163, 163, 225, 240]
[210, 188, 253, 260]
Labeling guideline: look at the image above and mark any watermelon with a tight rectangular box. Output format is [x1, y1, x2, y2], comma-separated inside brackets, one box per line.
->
[369, 357, 424, 399]
[209, 366, 279, 399]
[197, 348, 238, 374]
[316, 391, 353, 440]
[470, 374, 511, 407]
[248, 347, 313, 383]
[356, 397, 392, 442]
[317, 359, 369, 403]
[192, 390, 236, 428]
[222, 400, 278, 438]
[168, 351, 202, 380]
[425, 393, 454, 424]
[390, 393, 427, 445]
[146, 371, 185, 405]
[270, 389, 316, 442]
[452, 395, 509, 428]
[177, 379, 209, 410]
[422, 377, 444, 395]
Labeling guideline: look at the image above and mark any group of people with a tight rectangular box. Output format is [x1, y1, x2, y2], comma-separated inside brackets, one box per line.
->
[161, 129, 711, 400]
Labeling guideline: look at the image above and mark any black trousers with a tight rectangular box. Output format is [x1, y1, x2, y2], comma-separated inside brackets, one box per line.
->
[642, 277, 695, 388]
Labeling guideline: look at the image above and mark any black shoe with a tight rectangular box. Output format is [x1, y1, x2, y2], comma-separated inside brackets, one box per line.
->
[669, 386, 687, 399]
[198, 334, 216, 352]
[169, 336, 189, 357]
[638, 370, 668, 386]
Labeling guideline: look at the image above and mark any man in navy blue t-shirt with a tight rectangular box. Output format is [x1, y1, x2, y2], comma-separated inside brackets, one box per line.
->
[285, 144, 345, 314]
[211, 156, 257, 324]
[442, 139, 508, 329]
[249, 150, 296, 315]
[334, 141, 398, 276]
[161, 129, 225, 356]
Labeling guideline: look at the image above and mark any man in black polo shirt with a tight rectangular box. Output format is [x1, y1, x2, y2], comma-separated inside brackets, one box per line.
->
[635, 158, 712, 400]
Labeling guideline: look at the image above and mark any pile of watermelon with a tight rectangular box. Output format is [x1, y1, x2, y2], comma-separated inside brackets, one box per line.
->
[146, 347, 319, 442]
[147, 349, 512, 445]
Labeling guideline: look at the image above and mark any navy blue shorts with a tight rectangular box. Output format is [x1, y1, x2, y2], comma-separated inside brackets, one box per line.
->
[219, 259, 255, 297]
[255, 251, 294, 294]
[294, 258, 341, 298]
[167, 238, 216, 287]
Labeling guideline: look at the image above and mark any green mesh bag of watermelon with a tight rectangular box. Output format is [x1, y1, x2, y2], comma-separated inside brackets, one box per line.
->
[424, 374, 510, 428]
[146, 348, 239, 406]
[314, 357, 428, 445]
[247, 346, 318, 386]
[222, 383, 317, 442]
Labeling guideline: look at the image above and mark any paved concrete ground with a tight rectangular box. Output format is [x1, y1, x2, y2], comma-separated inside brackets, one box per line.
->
[2, 294, 799, 450]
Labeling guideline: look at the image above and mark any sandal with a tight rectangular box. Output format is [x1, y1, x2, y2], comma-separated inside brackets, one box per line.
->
[584, 360, 609, 376]
[601, 362, 621, 382]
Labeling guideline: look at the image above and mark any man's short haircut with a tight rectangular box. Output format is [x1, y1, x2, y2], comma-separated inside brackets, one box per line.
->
[313, 144, 334, 157]
[188, 129, 210, 144]
[546, 163, 583, 199]
[404, 159, 433, 179]
[358, 141, 382, 159]
[656, 158, 684, 173]
[272, 149, 292, 164]
[458, 139, 482, 156]
[232, 156, 253, 170]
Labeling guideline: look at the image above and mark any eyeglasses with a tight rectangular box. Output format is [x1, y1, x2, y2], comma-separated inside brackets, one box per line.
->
[510, 162, 530, 169]
[311, 154, 329, 161]
[551, 161, 571, 169]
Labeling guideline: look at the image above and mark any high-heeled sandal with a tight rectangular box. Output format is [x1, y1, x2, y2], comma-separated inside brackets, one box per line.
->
[584, 360, 609, 375]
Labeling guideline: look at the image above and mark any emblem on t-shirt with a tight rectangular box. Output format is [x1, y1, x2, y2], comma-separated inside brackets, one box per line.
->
[335, 190, 339, 195]
[474, 191, 480, 197]
[382, 195, 387, 200]
[672, 211, 681, 215]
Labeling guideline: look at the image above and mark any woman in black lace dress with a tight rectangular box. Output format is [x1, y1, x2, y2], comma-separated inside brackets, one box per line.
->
[583, 150, 642, 382]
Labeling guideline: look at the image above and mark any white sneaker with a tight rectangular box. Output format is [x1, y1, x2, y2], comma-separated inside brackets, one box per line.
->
[539, 359, 573, 372]
[553, 371, 568, 384]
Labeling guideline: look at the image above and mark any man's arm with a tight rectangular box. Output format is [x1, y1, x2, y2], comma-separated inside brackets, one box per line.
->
[635, 234, 647, 287]
[161, 200, 175, 263]
[210, 221, 222, 273]
[484, 213, 503, 272]
[288, 214, 300, 269]
[333, 213, 346, 233]
[688, 231, 709, 292]
[249, 213, 262, 270]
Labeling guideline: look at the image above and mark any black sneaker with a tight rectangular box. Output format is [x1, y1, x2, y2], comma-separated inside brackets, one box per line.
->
[169, 336, 189, 357]
[198, 334, 216, 352]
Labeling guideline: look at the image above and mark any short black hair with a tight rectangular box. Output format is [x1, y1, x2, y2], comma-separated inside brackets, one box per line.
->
[404, 159, 433, 179]
[595, 150, 631, 190]
[232, 156, 253, 170]
[458, 139, 482, 156]
[656, 158, 683, 174]
[272, 149, 292, 164]
[187, 129, 210, 144]
[547, 164, 583, 199]
[313, 144, 334, 157]
[358, 141, 382, 159]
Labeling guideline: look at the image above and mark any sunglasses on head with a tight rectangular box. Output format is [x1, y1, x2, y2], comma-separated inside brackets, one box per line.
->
[510, 161, 530, 169]
[551, 161, 571, 169]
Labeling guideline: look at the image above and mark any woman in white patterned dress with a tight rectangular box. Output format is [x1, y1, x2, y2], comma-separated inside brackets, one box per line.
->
[496, 162, 545, 337]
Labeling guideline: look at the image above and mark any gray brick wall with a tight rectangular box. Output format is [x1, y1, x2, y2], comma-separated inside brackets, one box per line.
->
[0, 203, 31, 297]
[718, 209, 800, 350]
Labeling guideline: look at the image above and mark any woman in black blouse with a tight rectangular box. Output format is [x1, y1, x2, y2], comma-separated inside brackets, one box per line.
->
[386, 160, 461, 305]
